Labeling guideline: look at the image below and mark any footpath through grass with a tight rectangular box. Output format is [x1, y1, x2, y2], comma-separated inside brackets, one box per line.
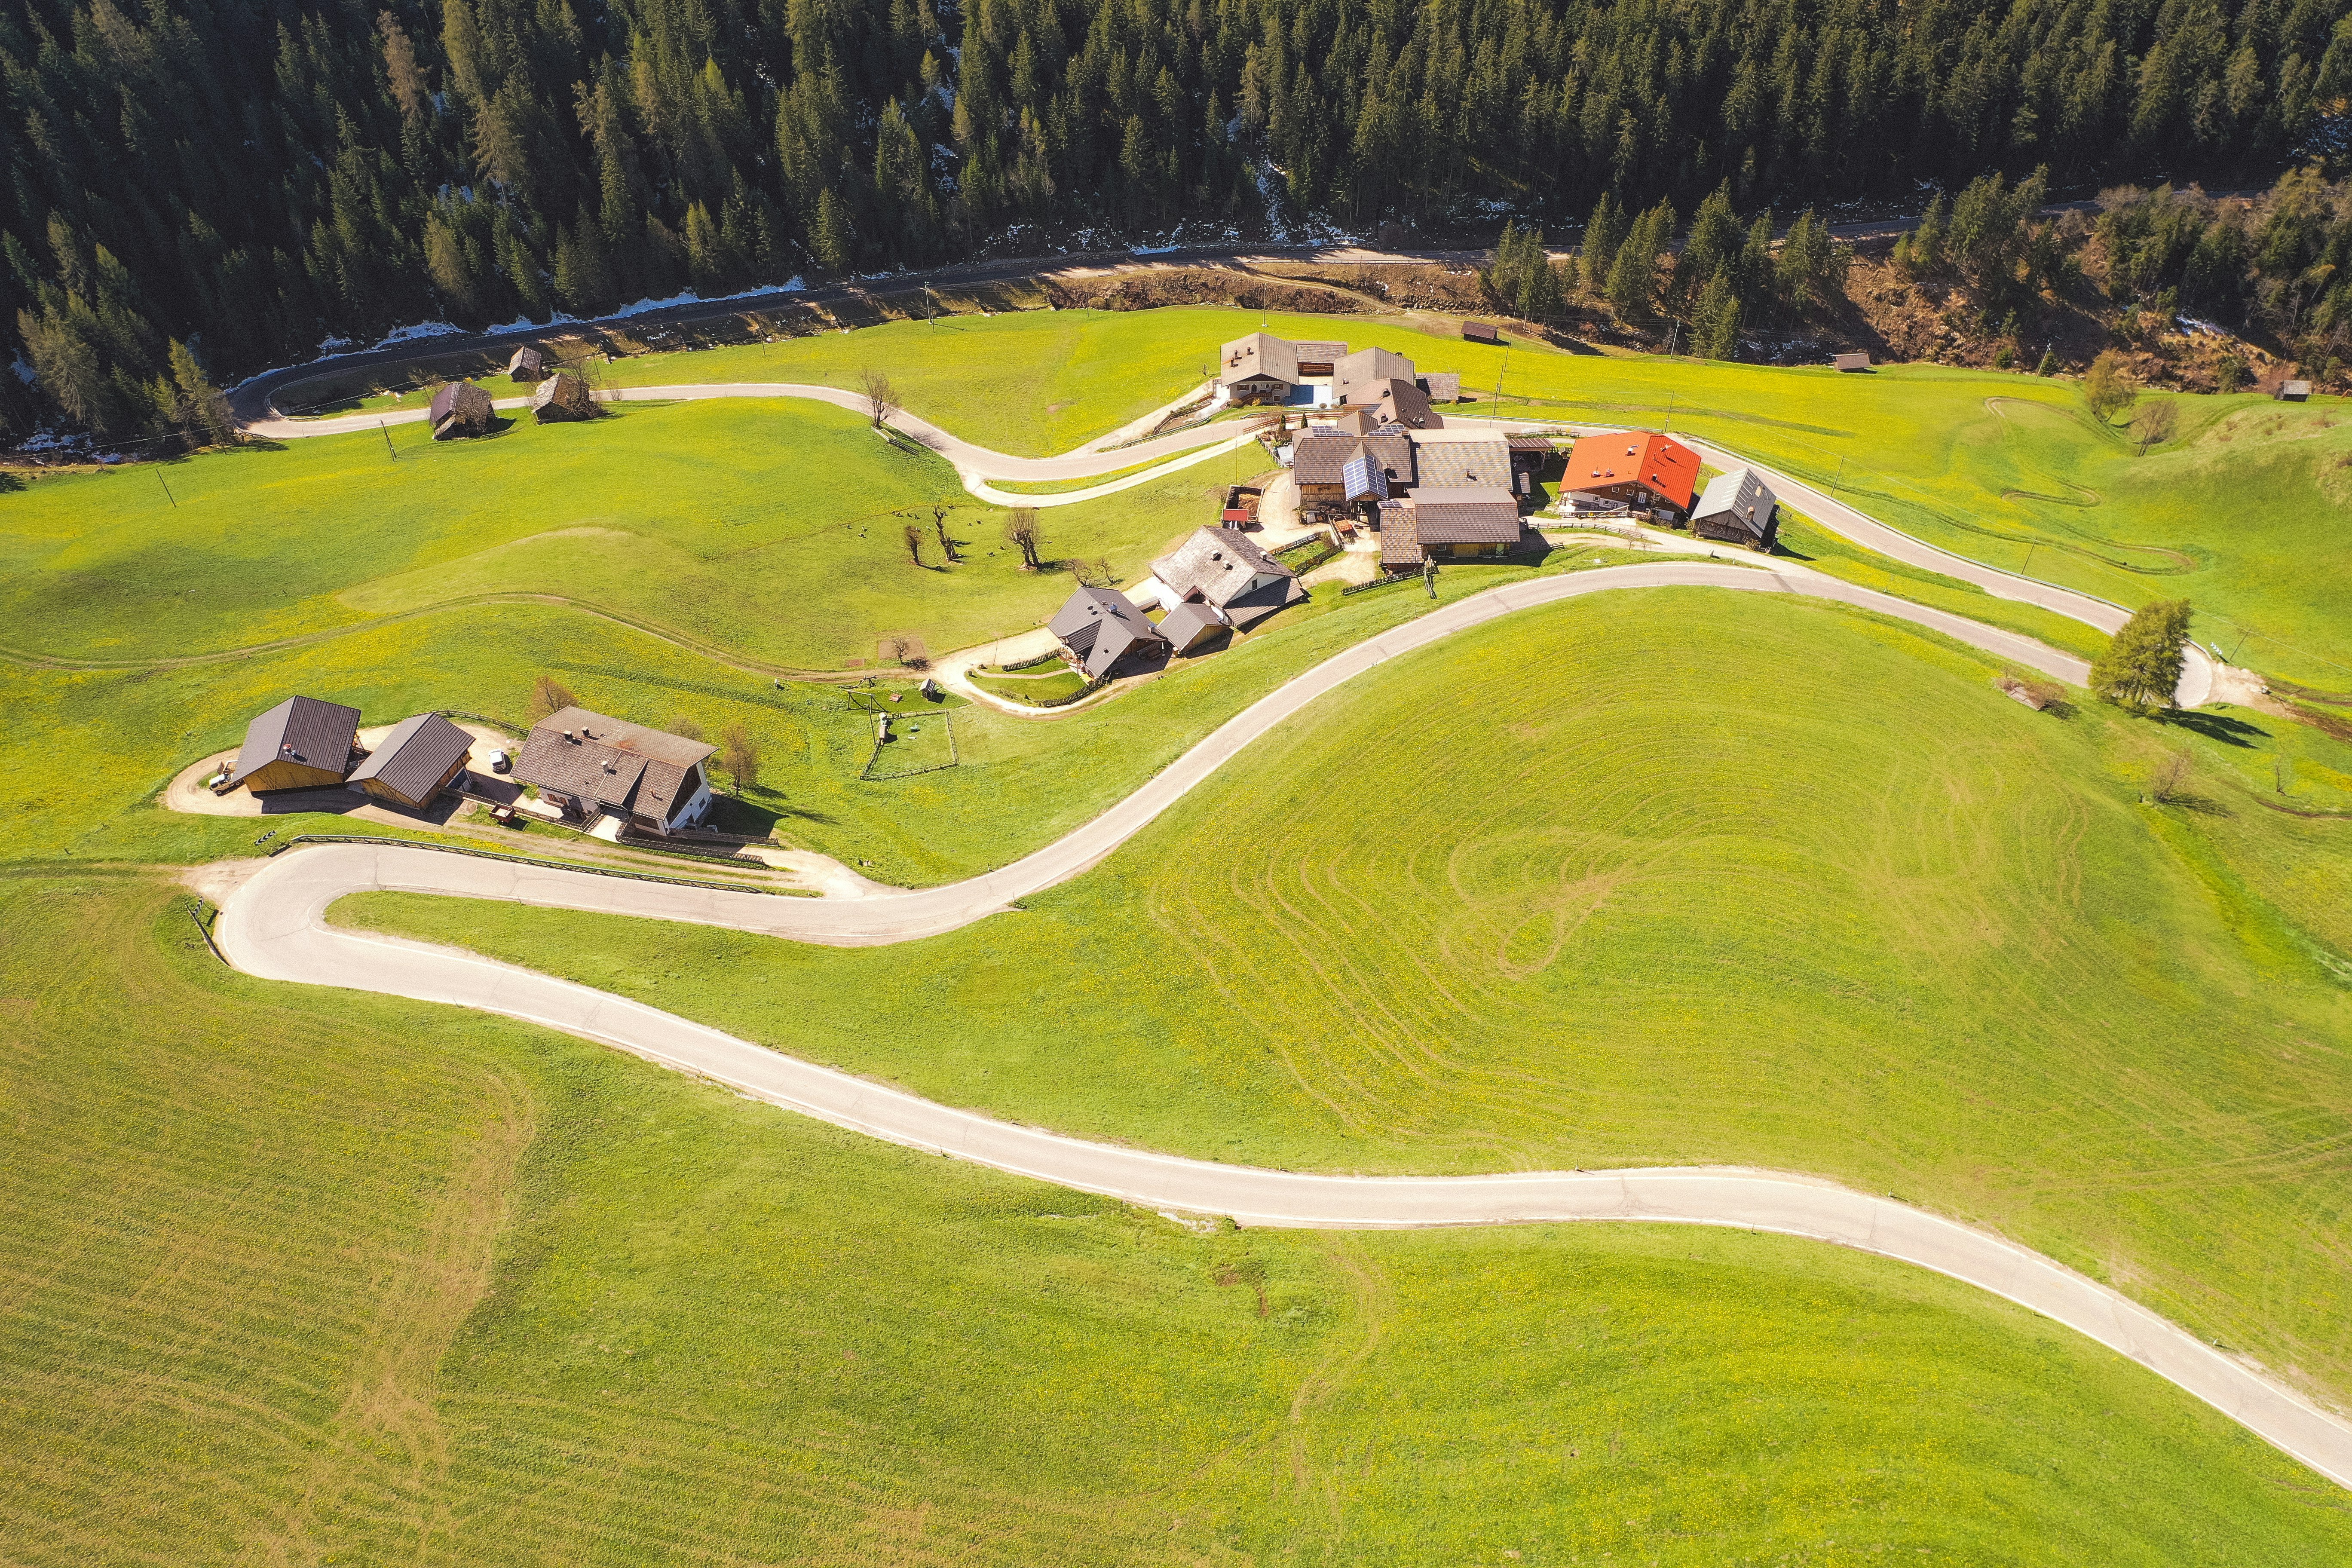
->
[8, 876, 2352, 1565]
[346, 590, 2352, 1412]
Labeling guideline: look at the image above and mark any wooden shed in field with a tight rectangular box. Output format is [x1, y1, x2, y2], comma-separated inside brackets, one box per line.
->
[219, 695, 362, 795]
[346, 713, 474, 810]
[1832, 351, 1872, 372]
[2277, 380, 2312, 401]
[507, 346, 547, 381]
[429, 382, 495, 439]
[1464, 321, 1501, 344]
[531, 372, 596, 423]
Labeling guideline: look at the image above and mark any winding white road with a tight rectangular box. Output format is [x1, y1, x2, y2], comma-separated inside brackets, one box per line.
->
[210, 559, 2348, 1488]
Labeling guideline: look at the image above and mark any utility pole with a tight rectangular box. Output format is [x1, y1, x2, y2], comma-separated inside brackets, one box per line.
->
[1491, 346, 1510, 419]
[380, 419, 398, 460]
[156, 469, 175, 508]
[1663, 392, 1676, 433]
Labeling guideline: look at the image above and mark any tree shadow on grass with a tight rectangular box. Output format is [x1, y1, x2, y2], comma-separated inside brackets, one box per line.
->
[2164, 708, 2270, 747]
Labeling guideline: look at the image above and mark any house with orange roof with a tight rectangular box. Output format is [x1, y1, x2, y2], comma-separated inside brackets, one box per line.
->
[1559, 431, 1701, 518]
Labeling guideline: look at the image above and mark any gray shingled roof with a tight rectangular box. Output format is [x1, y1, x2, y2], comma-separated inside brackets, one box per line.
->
[1378, 499, 1422, 567]
[348, 713, 474, 805]
[1410, 438, 1512, 489]
[1049, 586, 1170, 678]
[1691, 468, 1779, 541]
[1334, 346, 1416, 404]
[514, 706, 714, 823]
[1160, 601, 1226, 652]
[227, 695, 361, 788]
[1151, 526, 1295, 610]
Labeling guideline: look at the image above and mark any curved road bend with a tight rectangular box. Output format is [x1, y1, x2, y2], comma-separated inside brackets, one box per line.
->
[211, 560, 2347, 1485]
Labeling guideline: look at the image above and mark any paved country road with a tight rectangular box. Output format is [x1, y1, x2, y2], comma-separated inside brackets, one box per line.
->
[211, 559, 2347, 1488]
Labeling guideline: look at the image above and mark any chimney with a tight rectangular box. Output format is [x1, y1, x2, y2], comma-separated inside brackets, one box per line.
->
[563, 729, 575, 743]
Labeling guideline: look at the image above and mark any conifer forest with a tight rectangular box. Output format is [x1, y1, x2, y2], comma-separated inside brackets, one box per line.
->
[4, 0, 2350, 439]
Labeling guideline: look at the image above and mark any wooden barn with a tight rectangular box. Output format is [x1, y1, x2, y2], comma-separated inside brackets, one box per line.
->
[1690, 468, 1781, 550]
[532, 372, 596, 423]
[429, 382, 495, 439]
[507, 346, 547, 381]
[218, 695, 362, 795]
[1464, 321, 1501, 344]
[346, 713, 474, 810]
[1833, 352, 1872, 372]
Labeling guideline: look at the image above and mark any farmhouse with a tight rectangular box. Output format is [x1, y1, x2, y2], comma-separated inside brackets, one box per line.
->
[514, 707, 716, 836]
[346, 713, 474, 810]
[1333, 346, 1417, 406]
[219, 695, 362, 794]
[532, 372, 596, 423]
[429, 381, 494, 439]
[1690, 469, 1781, 549]
[1217, 333, 1342, 404]
[1149, 526, 1305, 628]
[1050, 586, 1170, 678]
[507, 346, 547, 380]
[1293, 428, 1415, 511]
[1361, 377, 1441, 429]
[1376, 488, 1527, 568]
[1560, 432, 1701, 517]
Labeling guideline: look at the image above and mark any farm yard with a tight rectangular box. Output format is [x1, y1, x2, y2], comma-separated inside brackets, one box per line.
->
[8, 876, 2352, 1565]
[5, 302, 2352, 1564]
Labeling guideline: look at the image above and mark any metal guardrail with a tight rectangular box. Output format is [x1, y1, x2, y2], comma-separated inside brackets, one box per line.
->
[264, 832, 793, 895]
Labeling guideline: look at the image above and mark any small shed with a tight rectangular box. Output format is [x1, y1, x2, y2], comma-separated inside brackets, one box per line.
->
[1161, 601, 1226, 654]
[1464, 322, 1501, 344]
[220, 695, 362, 794]
[346, 713, 474, 810]
[1419, 371, 1463, 404]
[1832, 352, 1872, 372]
[507, 346, 547, 381]
[531, 372, 596, 423]
[2277, 380, 2312, 401]
[429, 382, 494, 440]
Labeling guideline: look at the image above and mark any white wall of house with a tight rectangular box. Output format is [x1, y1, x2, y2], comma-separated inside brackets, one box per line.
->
[670, 768, 714, 832]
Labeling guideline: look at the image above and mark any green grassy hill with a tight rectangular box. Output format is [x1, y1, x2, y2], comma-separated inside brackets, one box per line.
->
[344, 590, 2352, 1407]
[7, 876, 2349, 1565]
[0, 399, 1261, 673]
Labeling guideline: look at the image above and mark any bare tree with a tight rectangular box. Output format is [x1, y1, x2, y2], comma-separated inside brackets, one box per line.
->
[720, 723, 761, 793]
[1005, 508, 1043, 570]
[2133, 400, 2177, 455]
[881, 634, 912, 665]
[859, 368, 895, 428]
[929, 502, 958, 561]
[902, 522, 925, 567]
[2150, 749, 2193, 803]
[1069, 555, 1116, 587]
[527, 674, 579, 723]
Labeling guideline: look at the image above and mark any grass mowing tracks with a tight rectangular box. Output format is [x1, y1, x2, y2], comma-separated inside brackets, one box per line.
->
[7, 875, 2352, 1564]
[0, 397, 1263, 674]
[340, 588, 2352, 1413]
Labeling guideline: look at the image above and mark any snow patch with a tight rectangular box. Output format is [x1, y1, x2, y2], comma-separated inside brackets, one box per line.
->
[315, 335, 358, 354]
[377, 321, 469, 347]
[9, 354, 33, 385]
[2174, 314, 2229, 337]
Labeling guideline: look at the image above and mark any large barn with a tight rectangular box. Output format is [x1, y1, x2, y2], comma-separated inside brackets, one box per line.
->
[218, 695, 362, 795]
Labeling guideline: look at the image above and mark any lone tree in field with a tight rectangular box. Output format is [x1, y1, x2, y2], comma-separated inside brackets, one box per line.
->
[2090, 598, 2193, 712]
[2084, 351, 2138, 424]
[720, 723, 760, 793]
[527, 674, 579, 722]
[1004, 508, 1043, 570]
[860, 368, 894, 428]
[928, 502, 958, 561]
[2133, 401, 2177, 454]
[902, 522, 925, 566]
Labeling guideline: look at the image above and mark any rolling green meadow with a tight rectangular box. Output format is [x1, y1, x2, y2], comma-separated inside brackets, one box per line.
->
[8, 876, 2352, 1565]
[318, 304, 2352, 686]
[6, 304, 2352, 1561]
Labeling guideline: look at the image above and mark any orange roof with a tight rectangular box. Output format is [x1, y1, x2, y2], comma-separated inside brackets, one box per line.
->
[1562, 431, 1700, 509]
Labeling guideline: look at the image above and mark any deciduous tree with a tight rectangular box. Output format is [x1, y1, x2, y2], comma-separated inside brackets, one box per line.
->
[2084, 350, 2138, 423]
[720, 723, 761, 792]
[528, 675, 579, 722]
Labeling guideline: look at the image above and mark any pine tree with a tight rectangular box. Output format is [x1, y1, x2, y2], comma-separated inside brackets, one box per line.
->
[1580, 192, 1626, 293]
[2089, 599, 2193, 712]
[813, 188, 854, 276]
[1694, 268, 1740, 359]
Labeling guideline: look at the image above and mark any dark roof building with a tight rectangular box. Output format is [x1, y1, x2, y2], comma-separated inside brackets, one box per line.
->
[1690, 468, 1781, 548]
[1420, 371, 1463, 404]
[1334, 346, 1417, 405]
[1050, 586, 1170, 678]
[223, 695, 363, 794]
[1833, 352, 1872, 371]
[514, 706, 717, 834]
[1294, 430, 1416, 493]
[1376, 490, 1524, 567]
[507, 346, 547, 380]
[1561, 432, 1702, 513]
[1363, 377, 1440, 429]
[429, 381, 494, 439]
[1464, 321, 1501, 344]
[347, 713, 474, 810]
[1160, 601, 1227, 654]
[531, 373, 596, 423]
